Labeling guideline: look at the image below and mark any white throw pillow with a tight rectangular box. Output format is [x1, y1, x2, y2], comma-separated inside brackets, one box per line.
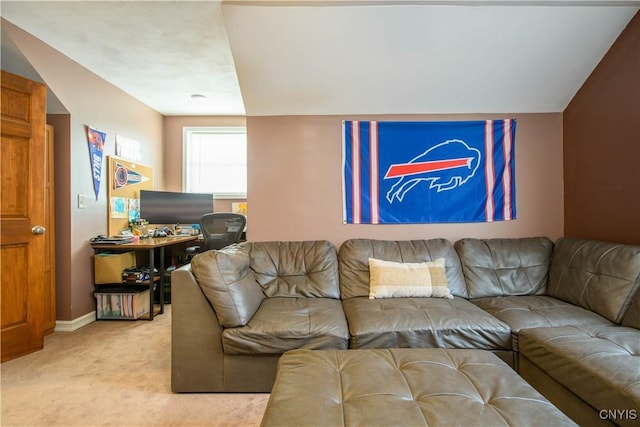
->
[368, 257, 453, 299]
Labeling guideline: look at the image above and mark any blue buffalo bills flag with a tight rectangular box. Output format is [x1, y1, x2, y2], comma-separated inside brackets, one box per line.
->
[343, 120, 517, 224]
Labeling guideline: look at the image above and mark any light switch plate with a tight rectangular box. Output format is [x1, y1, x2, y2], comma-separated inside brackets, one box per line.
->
[78, 194, 85, 209]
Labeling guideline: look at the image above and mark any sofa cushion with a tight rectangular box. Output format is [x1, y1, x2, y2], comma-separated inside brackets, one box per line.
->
[339, 239, 468, 299]
[455, 237, 553, 299]
[547, 238, 640, 323]
[222, 297, 349, 354]
[472, 295, 613, 351]
[342, 296, 511, 350]
[622, 287, 640, 329]
[519, 325, 640, 415]
[368, 257, 453, 300]
[191, 245, 264, 328]
[242, 240, 341, 298]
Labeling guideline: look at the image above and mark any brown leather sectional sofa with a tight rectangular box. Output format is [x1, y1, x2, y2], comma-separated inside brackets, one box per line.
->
[171, 237, 640, 425]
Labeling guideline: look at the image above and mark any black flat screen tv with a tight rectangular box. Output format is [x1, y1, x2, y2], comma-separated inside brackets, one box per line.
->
[139, 190, 214, 225]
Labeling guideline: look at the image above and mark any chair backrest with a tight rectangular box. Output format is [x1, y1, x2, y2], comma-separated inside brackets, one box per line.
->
[200, 213, 246, 251]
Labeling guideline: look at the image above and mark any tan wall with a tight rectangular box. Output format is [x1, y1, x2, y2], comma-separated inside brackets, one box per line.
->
[563, 11, 640, 245]
[47, 114, 72, 321]
[247, 113, 564, 248]
[5, 21, 164, 320]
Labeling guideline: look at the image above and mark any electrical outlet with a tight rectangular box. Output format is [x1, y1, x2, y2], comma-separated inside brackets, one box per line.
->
[78, 194, 85, 209]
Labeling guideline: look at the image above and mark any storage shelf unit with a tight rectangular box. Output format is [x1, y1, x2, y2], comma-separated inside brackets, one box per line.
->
[91, 235, 198, 320]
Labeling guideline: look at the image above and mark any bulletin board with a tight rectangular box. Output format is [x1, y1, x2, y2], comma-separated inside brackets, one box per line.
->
[107, 156, 154, 235]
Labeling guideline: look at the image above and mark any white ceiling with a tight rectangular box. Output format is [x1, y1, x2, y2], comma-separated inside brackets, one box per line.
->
[2, 0, 639, 116]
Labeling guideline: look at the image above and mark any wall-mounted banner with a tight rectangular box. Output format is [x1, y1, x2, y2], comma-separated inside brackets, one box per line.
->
[87, 125, 106, 200]
[343, 120, 517, 224]
[113, 161, 149, 189]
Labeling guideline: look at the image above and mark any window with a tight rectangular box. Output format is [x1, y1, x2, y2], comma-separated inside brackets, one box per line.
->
[183, 127, 247, 198]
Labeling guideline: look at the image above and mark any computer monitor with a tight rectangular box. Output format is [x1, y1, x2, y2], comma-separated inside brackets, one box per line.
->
[139, 190, 214, 225]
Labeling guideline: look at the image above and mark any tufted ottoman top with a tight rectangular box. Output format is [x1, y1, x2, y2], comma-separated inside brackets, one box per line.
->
[261, 348, 576, 427]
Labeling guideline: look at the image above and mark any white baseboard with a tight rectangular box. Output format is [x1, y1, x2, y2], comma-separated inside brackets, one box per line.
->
[54, 311, 96, 332]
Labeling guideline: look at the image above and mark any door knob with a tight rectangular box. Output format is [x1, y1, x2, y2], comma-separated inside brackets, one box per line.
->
[31, 226, 46, 235]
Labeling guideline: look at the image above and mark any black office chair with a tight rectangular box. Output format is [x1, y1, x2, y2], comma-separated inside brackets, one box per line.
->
[200, 212, 246, 251]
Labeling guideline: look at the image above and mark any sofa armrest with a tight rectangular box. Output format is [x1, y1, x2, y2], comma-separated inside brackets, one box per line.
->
[171, 264, 225, 392]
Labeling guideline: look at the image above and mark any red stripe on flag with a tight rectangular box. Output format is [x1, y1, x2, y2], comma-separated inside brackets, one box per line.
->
[370, 121, 379, 224]
[485, 120, 495, 222]
[351, 121, 361, 224]
[502, 120, 513, 220]
[385, 158, 473, 179]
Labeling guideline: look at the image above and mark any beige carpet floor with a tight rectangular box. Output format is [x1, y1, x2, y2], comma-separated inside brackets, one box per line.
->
[1, 306, 269, 427]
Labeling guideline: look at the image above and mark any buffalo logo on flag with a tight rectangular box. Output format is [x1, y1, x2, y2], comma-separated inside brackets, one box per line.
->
[385, 139, 481, 203]
[343, 120, 516, 224]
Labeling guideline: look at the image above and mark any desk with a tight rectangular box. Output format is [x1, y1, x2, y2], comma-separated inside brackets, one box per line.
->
[91, 235, 198, 320]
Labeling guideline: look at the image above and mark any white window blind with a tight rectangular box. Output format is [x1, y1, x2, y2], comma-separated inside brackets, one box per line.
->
[183, 127, 247, 198]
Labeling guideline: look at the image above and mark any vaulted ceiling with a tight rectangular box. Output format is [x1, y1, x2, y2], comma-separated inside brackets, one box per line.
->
[2, 1, 638, 116]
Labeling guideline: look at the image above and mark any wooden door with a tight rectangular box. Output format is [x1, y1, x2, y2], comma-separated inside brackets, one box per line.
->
[1, 70, 47, 362]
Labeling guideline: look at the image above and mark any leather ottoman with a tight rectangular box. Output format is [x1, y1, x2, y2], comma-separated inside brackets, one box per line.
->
[261, 348, 576, 427]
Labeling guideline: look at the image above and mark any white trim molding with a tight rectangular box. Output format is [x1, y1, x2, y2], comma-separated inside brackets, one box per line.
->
[54, 311, 96, 332]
